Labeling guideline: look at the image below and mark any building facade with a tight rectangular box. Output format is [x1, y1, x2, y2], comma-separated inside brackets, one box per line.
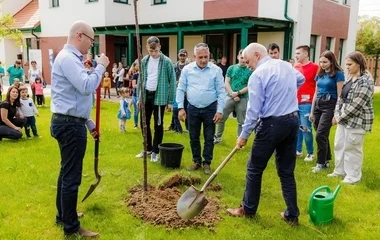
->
[1, 0, 359, 83]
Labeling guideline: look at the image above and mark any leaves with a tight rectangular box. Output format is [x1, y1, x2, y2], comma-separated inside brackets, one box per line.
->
[356, 16, 380, 55]
[0, 13, 24, 46]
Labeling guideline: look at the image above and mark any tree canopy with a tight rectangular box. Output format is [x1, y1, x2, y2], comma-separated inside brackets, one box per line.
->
[356, 15, 380, 56]
[0, 12, 24, 46]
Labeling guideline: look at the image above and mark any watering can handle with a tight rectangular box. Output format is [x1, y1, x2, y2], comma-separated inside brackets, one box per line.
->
[308, 185, 331, 218]
[200, 147, 239, 192]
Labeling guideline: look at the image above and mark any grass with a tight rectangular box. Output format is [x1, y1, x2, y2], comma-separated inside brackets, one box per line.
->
[0, 95, 380, 240]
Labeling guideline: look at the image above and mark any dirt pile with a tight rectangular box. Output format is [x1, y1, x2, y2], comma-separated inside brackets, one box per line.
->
[126, 174, 223, 230]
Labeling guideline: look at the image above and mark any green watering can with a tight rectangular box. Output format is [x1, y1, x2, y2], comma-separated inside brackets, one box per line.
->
[309, 185, 341, 225]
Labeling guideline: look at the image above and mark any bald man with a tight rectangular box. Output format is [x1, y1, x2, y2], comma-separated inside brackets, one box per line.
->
[50, 21, 109, 238]
[226, 43, 305, 226]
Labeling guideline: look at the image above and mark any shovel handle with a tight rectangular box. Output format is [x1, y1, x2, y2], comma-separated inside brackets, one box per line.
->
[94, 86, 101, 177]
[200, 146, 239, 192]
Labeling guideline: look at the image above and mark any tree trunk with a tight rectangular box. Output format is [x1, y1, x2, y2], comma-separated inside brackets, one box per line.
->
[133, 0, 148, 191]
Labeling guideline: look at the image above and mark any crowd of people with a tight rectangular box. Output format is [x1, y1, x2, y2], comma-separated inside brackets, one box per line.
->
[0, 19, 375, 237]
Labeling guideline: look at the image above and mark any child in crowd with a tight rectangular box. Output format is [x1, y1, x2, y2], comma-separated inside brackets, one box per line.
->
[102, 72, 111, 99]
[171, 97, 183, 133]
[34, 77, 44, 107]
[112, 63, 117, 82]
[117, 88, 131, 132]
[19, 86, 40, 139]
[13, 78, 21, 89]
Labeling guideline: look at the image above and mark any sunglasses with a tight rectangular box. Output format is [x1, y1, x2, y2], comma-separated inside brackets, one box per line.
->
[79, 32, 95, 43]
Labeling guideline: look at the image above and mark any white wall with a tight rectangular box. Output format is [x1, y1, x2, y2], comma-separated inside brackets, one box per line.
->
[38, 0, 106, 37]
[258, 0, 286, 20]
[345, 0, 359, 57]
[292, 0, 313, 50]
[257, 32, 285, 59]
[0, 0, 31, 16]
[3, 39, 20, 68]
[136, 0, 204, 25]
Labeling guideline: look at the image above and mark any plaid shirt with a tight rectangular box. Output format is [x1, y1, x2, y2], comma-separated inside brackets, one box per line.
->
[137, 53, 175, 106]
[335, 72, 374, 132]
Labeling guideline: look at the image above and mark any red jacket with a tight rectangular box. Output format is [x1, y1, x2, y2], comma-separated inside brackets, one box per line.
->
[294, 62, 319, 104]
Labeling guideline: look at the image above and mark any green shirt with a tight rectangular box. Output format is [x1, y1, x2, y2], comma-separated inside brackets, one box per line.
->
[137, 53, 176, 106]
[7, 66, 24, 85]
[226, 64, 252, 98]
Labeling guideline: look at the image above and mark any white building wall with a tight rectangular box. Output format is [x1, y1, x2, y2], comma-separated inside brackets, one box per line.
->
[258, 0, 287, 20]
[345, 0, 359, 57]
[38, 0, 106, 37]
[0, 0, 31, 16]
[257, 32, 285, 59]
[292, 0, 313, 50]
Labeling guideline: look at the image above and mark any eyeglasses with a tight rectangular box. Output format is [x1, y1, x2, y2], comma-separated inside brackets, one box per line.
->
[79, 32, 95, 43]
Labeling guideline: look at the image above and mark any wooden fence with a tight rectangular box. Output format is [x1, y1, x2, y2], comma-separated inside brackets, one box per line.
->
[365, 56, 380, 86]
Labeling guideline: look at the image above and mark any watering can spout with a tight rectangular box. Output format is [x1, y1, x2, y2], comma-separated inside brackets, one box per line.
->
[332, 185, 341, 200]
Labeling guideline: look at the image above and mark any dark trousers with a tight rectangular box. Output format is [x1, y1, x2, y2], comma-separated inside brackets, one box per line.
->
[50, 115, 87, 234]
[313, 98, 336, 164]
[24, 116, 38, 137]
[0, 118, 26, 140]
[243, 114, 299, 220]
[140, 91, 166, 153]
[36, 95, 43, 105]
[32, 88, 36, 104]
[187, 101, 217, 165]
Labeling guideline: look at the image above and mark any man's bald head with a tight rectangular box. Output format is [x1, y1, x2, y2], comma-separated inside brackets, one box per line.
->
[242, 43, 268, 70]
[67, 21, 94, 55]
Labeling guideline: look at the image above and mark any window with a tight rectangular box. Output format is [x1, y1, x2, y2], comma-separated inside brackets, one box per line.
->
[338, 39, 345, 65]
[343, 0, 351, 5]
[153, 0, 167, 5]
[326, 37, 332, 51]
[310, 35, 317, 62]
[88, 0, 98, 2]
[114, 0, 128, 3]
[52, 0, 59, 7]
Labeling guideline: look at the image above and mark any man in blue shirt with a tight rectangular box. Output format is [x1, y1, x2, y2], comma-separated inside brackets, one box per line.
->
[177, 43, 225, 175]
[50, 21, 109, 238]
[226, 43, 305, 226]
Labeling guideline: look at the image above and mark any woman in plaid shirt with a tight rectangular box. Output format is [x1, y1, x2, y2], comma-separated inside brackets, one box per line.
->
[329, 51, 374, 184]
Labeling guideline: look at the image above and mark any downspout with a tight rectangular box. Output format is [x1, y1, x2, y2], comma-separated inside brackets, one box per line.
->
[284, 0, 294, 60]
[31, 27, 40, 49]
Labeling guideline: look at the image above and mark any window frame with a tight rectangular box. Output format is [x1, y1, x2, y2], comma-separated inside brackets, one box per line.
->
[153, 0, 167, 5]
[114, 0, 129, 4]
[52, 0, 59, 8]
[326, 37, 332, 51]
[310, 35, 317, 62]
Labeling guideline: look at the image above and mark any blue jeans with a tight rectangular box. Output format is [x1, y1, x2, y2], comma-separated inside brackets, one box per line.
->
[296, 104, 314, 154]
[243, 114, 299, 220]
[132, 95, 139, 127]
[187, 101, 217, 165]
[50, 114, 87, 235]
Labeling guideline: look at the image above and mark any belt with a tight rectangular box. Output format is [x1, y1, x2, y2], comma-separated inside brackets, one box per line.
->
[52, 113, 87, 124]
[262, 111, 298, 120]
[146, 89, 156, 94]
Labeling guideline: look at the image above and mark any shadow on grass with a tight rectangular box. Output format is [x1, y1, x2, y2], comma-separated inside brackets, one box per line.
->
[362, 168, 380, 190]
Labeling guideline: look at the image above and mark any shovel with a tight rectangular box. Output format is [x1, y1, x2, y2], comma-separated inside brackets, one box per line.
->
[177, 147, 239, 220]
[82, 86, 102, 202]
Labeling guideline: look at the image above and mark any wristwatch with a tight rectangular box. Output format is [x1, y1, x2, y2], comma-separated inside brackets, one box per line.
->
[237, 90, 241, 95]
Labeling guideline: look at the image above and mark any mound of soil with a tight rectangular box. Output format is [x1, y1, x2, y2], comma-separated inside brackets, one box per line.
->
[126, 174, 223, 230]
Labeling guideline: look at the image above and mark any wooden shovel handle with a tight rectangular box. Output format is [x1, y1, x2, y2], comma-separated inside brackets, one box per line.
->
[200, 146, 239, 192]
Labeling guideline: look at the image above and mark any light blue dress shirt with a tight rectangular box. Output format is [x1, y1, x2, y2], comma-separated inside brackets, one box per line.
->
[51, 44, 105, 119]
[240, 56, 305, 140]
[176, 62, 225, 113]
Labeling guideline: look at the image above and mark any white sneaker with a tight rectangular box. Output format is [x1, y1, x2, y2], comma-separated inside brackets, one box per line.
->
[296, 151, 303, 158]
[311, 163, 329, 173]
[151, 152, 160, 162]
[135, 151, 152, 158]
[214, 136, 222, 144]
[341, 178, 359, 185]
[327, 172, 344, 178]
[304, 154, 314, 162]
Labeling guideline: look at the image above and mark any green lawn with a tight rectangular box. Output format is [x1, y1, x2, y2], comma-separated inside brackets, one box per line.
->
[0, 95, 379, 240]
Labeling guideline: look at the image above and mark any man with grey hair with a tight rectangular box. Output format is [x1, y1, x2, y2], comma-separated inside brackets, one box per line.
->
[177, 43, 225, 175]
[51, 20, 109, 238]
[227, 43, 305, 226]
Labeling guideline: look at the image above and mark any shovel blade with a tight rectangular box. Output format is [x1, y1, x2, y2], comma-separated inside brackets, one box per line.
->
[177, 185, 209, 220]
[81, 175, 102, 202]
